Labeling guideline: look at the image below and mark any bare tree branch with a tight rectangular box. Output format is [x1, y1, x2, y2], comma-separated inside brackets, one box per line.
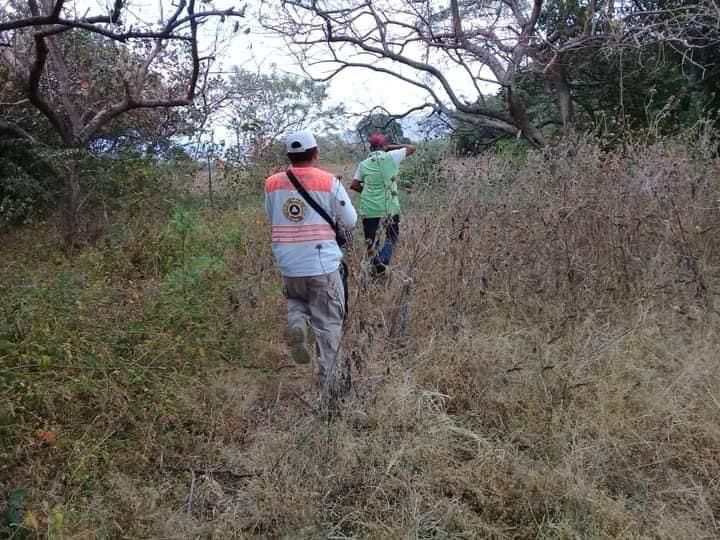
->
[0, 119, 37, 142]
[449, 0, 507, 81]
[27, 33, 70, 142]
[49, 0, 65, 20]
[264, 0, 546, 144]
[0, 98, 30, 106]
[1, 5, 245, 42]
[134, 0, 188, 97]
[265, 0, 719, 147]
[1, 0, 246, 146]
[45, 32, 82, 132]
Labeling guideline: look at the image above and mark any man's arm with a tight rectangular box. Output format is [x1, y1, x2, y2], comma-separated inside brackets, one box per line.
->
[264, 190, 272, 221]
[331, 179, 358, 228]
[350, 164, 363, 192]
[386, 143, 416, 157]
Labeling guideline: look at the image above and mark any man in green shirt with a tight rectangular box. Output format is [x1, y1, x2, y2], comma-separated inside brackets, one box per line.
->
[350, 133, 416, 275]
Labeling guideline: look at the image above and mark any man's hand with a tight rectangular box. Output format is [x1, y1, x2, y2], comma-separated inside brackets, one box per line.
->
[350, 179, 363, 193]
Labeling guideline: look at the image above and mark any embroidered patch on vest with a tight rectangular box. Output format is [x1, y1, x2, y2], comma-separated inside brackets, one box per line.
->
[283, 197, 306, 222]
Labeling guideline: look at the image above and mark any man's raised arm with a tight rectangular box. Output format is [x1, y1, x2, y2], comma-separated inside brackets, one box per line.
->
[387, 143, 416, 157]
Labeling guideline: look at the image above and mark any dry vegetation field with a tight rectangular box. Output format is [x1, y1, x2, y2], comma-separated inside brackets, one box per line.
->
[1, 133, 719, 538]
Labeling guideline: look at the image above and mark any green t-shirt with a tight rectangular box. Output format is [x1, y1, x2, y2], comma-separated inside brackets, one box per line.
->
[355, 149, 405, 218]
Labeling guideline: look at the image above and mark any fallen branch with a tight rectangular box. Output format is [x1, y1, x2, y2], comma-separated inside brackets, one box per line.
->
[0, 119, 36, 142]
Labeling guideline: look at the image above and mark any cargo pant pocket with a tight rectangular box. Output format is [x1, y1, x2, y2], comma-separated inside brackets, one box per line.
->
[326, 271, 345, 320]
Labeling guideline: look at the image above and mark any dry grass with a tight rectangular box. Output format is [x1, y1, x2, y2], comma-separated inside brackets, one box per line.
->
[2, 132, 719, 538]
[155, 133, 719, 538]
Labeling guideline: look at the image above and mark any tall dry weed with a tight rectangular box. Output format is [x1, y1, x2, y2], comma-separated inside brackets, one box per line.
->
[421, 132, 719, 324]
[59, 132, 720, 537]
[294, 129, 719, 537]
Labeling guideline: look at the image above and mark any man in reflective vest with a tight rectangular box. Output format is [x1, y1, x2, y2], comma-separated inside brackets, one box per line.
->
[350, 132, 415, 276]
[264, 130, 357, 388]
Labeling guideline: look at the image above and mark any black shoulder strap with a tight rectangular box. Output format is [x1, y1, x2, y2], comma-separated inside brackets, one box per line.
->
[286, 168, 338, 233]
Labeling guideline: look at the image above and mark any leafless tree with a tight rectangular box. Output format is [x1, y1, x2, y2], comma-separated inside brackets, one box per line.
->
[0, 0, 244, 244]
[261, 0, 553, 146]
[261, 0, 720, 147]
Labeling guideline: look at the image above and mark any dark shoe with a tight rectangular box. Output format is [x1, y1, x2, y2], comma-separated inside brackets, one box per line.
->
[370, 257, 387, 277]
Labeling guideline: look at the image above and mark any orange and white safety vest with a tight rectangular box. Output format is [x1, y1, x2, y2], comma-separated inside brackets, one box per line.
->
[264, 166, 357, 277]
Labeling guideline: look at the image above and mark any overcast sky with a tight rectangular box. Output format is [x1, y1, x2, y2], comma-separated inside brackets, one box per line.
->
[221, 5, 457, 119]
[79, 0, 499, 139]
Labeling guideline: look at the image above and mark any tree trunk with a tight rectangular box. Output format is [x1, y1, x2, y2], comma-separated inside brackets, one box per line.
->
[62, 154, 82, 249]
[206, 153, 214, 206]
[547, 61, 574, 130]
[507, 87, 545, 147]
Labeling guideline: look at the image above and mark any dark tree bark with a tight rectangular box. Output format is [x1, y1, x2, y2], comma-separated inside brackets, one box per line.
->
[546, 62, 574, 130]
[507, 87, 545, 147]
[61, 156, 82, 248]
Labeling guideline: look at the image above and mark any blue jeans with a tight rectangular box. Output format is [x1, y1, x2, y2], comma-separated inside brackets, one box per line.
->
[363, 215, 400, 271]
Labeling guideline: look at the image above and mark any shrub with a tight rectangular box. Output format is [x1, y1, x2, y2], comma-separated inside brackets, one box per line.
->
[397, 139, 452, 188]
[0, 140, 62, 226]
[405, 128, 720, 326]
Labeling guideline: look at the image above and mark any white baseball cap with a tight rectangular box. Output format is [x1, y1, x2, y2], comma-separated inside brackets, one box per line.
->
[286, 130, 317, 153]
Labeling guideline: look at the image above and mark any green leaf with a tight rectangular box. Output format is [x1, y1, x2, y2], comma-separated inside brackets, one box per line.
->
[2, 488, 27, 528]
[39, 355, 53, 370]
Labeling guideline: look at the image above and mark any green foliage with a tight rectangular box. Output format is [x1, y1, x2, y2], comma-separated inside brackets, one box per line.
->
[84, 151, 173, 201]
[453, 124, 506, 156]
[156, 207, 236, 328]
[432, 0, 720, 149]
[518, 0, 720, 141]
[397, 139, 452, 188]
[2, 488, 27, 536]
[0, 142, 193, 228]
[539, 0, 599, 38]
[0, 182, 267, 527]
[169, 206, 200, 266]
[223, 67, 337, 159]
[159, 254, 228, 329]
[0, 27, 198, 232]
[219, 68, 340, 193]
[445, 94, 523, 156]
[0, 141, 61, 226]
[315, 134, 363, 164]
[493, 137, 530, 165]
[561, 46, 717, 137]
[222, 142, 285, 199]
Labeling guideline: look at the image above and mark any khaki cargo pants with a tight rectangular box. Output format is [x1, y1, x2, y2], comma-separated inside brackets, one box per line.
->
[283, 268, 345, 385]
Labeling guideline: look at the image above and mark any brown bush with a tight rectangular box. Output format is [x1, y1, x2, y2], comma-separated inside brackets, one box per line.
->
[370, 129, 720, 537]
[421, 133, 719, 323]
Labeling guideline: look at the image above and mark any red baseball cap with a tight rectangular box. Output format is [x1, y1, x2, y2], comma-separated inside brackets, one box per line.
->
[368, 133, 389, 147]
